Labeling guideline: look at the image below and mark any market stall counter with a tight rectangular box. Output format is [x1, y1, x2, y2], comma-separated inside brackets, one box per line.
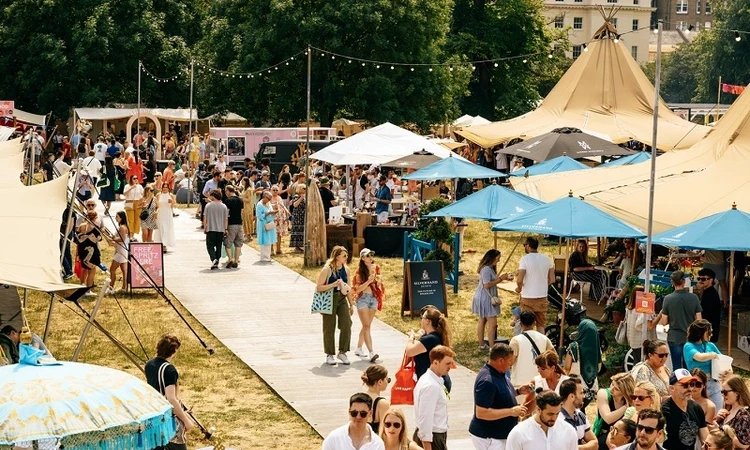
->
[363, 225, 417, 257]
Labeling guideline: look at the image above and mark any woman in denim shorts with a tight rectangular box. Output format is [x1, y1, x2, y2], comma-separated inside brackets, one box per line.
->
[352, 248, 385, 363]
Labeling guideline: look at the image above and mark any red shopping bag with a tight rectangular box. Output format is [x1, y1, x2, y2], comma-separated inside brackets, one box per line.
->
[390, 352, 417, 405]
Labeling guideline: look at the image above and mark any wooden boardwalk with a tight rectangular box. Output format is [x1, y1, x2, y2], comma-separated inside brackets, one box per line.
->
[163, 212, 478, 449]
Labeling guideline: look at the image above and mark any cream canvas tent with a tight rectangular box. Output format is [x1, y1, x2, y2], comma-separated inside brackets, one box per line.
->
[455, 32, 709, 151]
[579, 84, 750, 233]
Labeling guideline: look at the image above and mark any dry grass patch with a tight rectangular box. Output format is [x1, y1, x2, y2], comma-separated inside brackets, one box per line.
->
[23, 242, 320, 450]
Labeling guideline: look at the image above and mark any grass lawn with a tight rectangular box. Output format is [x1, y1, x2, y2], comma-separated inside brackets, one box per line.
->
[22, 242, 321, 450]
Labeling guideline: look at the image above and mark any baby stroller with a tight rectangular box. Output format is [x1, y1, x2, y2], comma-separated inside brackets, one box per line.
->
[545, 284, 609, 352]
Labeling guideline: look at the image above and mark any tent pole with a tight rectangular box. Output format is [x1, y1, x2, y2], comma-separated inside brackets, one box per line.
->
[137, 61, 141, 141]
[493, 231, 498, 250]
[497, 234, 524, 275]
[728, 250, 735, 356]
[302, 45, 312, 266]
[642, 20, 663, 361]
[72, 279, 109, 361]
[42, 294, 55, 343]
[558, 236, 562, 254]
[560, 238, 570, 348]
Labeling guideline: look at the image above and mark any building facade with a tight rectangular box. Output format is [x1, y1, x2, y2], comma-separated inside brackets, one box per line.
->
[542, 0, 655, 63]
[653, 0, 714, 31]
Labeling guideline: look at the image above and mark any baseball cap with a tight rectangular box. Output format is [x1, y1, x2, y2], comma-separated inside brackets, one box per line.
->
[669, 368, 698, 385]
[360, 248, 375, 258]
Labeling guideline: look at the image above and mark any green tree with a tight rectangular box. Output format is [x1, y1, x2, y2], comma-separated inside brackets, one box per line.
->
[640, 43, 699, 103]
[197, 0, 470, 131]
[691, 0, 750, 103]
[0, 0, 204, 120]
[447, 0, 569, 120]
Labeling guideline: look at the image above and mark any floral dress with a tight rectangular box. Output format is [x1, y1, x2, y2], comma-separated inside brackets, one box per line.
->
[271, 196, 289, 237]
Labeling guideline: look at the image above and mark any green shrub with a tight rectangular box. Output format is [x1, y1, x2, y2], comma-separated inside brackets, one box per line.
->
[425, 248, 454, 272]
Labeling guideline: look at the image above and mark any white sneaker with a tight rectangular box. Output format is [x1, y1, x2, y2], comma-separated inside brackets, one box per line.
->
[337, 352, 350, 365]
[354, 348, 367, 357]
[326, 355, 336, 365]
[105, 286, 115, 295]
[369, 352, 379, 363]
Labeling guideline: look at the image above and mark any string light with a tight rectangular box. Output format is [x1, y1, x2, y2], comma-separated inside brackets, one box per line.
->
[736, 31, 742, 42]
[140, 63, 184, 83]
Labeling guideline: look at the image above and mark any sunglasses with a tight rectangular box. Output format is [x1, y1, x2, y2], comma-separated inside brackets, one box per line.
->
[697, 276, 711, 281]
[722, 389, 735, 396]
[349, 410, 369, 418]
[654, 352, 669, 359]
[630, 395, 651, 402]
[637, 425, 658, 435]
[86, 204, 96, 208]
[384, 421, 402, 429]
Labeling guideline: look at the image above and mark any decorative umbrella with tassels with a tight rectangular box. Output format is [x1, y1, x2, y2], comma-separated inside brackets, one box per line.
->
[0, 329, 176, 450]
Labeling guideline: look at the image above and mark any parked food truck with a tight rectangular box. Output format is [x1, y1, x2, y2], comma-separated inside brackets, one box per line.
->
[209, 127, 337, 162]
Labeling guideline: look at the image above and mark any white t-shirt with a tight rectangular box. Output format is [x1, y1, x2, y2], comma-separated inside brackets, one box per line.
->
[506, 414, 578, 450]
[533, 374, 570, 394]
[93, 143, 108, 162]
[519, 252, 553, 298]
[81, 156, 102, 178]
[321, 423, 384, 450]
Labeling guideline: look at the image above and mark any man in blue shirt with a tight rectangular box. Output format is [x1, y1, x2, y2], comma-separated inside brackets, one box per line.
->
[106, 138, 119, 158]
[469, 343, 529, 450]
[374, 174, 392, 223]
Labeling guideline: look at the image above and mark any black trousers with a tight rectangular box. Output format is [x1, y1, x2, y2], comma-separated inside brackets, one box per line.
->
[205, 231, 223, 262]
[413, 430, 447, 450]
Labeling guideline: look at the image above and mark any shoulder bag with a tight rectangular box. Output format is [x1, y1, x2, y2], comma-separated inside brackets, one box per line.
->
[140, 198, 153, 221]
[522, 332, 542, 358]
[615, 315, 628, 345]
[311, 267, 334, 314]
[390, 352, 417, 405]
[158, 362, 186, 445]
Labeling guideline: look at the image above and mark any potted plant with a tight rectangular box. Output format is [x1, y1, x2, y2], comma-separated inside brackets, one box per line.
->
[605, 297, 627, 325]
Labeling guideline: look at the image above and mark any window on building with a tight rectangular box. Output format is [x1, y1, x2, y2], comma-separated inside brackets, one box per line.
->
[676, 0, 688, 13]
[573, 45, 583, 59]
[696, 1, 701, 13]
[632, 19, 639, 30]
[676, 21, 687, 30]
[705, 21, 711, 28]
[607, 0, 617, 3]
[573, 17, 583, 29]
[574, 0, 582, 3]
[611, 18, 618, 28]
[554, 16, 564, 28]
[631, 46, 638, 60]
[705, 1, 711, 14]
[633, 0, 639, 4]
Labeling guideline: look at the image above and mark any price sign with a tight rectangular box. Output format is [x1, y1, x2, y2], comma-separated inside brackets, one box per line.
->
[635, 291, 656, 314]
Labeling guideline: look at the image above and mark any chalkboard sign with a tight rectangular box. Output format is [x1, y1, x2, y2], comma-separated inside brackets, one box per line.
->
[128, 242, 164, 289]
[401, 261, 448, 317]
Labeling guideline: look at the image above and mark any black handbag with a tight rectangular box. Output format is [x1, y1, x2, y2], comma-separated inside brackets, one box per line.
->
[139, 199, 152, 221]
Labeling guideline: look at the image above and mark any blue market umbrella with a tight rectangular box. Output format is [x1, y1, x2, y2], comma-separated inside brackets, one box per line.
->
[600, 151, 652, 167]
[509, 155, 590, 177]
[650, 203, 750, 355]
[427, 184, 543, 221]
[492, 191, 646, 239]
[492, 192, 645, 346]
[401, 155, 506, 180]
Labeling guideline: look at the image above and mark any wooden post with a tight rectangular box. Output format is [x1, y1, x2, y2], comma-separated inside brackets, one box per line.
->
[493, 231, 498, 249]
[560, 239, 570, 348]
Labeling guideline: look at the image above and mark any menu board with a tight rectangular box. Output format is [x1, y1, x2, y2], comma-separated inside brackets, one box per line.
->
[401, 261, 448, 317]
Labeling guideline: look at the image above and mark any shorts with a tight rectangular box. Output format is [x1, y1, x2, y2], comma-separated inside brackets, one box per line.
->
[704, 262, 726, 281]
[224, 224, 244, 248]
[520, 297, 548, 328]
[357, 293, 377, 310]
[470, 435, 506, 450]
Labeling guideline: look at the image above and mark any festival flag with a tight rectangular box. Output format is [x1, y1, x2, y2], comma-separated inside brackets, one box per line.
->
[722, 83, 746, 95]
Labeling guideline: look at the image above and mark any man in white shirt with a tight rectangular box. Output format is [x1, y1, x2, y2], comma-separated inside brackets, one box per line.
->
[506, 391, 578, 450]
[53, 151, 72, 179]
[214, 153, 226, 173]
[515, 236, 555, 332]
[558, 377, 598, 450]
[93, 136, 108, 164]
[509, 311, 553, 408]
[81, 150, 102, 182]
[414, 345, 455, 450]
[321, 392, 384, 450]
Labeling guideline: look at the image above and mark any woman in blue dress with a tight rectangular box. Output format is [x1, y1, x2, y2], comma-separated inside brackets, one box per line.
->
[472, 249, 513, 350]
